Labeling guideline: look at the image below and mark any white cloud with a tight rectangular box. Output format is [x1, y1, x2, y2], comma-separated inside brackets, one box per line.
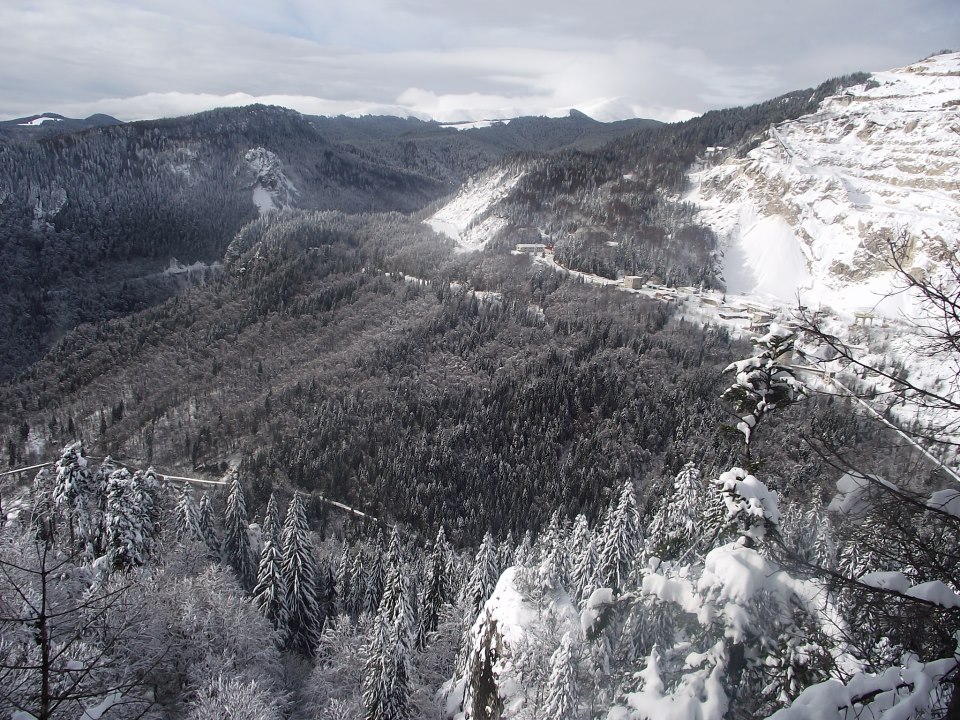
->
[0, 0, 957, 122]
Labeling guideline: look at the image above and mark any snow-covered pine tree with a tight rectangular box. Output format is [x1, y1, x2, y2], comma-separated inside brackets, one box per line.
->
[419, 526, 453, 647]
[568, 514, 597, 607]
[646, 462, 717, 560]
[595, 480, 643, 593]
[461, 610, 504, 720]
[51, 442, 97, 553]
[362, 613, 408, 720]
[537, 511, 571, 591]
[543, 632, 579, 720]
[318, 564, 337, 629]
[175, 483, 203, 542]
[223, 474, 256, 589]
[281, 491, 322, 656]
[347, 549, 367, 618]
[721, 325, 805, 466]
[512, 530, 534, 568]
[461, 531, 501, 619]
[104, 467, 151, 569]
[380, 558, 416, 653]
[253, 539, 287, 634]
[198, 493, 219, 556]
[130, 469, 160, 561]
[262, 492, 282, 548]
[334, 545, 351, 617]
[363, 534, 386, 616]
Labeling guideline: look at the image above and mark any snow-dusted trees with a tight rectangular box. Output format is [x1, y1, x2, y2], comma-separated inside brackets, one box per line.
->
[223, 474, 256, 589]
[281, 492, 322, 656]
[261, 492, 282, 548]
[543, 633, 579, 720]
[188, 674, 282, 720]
[104, 467, 160, 569]
[595, 480, 643, 592]
[461, 531, 501, 619]
[175, 483, 203, 542]
[647, 462, 719, 560]
[51, 442, 98, 555]
[198, 493, 219, 555]
[253, 539, 287, 634]
[419, 526, 454, 646]
[568, 515, 596, 607]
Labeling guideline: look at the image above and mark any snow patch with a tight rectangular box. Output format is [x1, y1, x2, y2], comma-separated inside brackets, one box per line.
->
[426, 167, 525, 252]
[692, 52, 960, 319]
[18, 114, 63, 126]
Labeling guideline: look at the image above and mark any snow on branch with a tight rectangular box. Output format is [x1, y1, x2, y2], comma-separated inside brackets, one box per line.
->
[766, 653, 958, 720]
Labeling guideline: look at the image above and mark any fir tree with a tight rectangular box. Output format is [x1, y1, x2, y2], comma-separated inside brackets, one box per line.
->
[362, 613, 410, 720]
[104, 468, 153, 570]
[51, 442, 96, 553]
[175, 483, 203, 542]
[543, 633, 579, 720]
[647, 462, 715, 560]
[223, 474, 256, 589]
[419, 526, 453, 647]
[462, 531, 500, 618]
[462, 610, 504, 720]
[262, 492, 282, 548]
[281, 492, 322, 656]
[253, 539, 287, 634]
[595, 480, 643, 593]
[568, 514, 596, 607]
[198, 493, 220, 556]
[347, 549, 367, 618]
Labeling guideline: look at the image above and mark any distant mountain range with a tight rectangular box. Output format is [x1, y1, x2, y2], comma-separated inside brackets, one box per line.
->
[0, 112, 124, 140]
[0, 105, 661, 379]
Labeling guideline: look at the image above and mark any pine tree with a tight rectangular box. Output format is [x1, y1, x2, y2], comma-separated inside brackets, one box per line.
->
[281, 492, 322, 656]
[462, 531, 500, 618]
[223, 474, 256, 589]
[175, 483, 203, 542]
[462, 610, 504, 720]
[363, 534, 386, 616]
[198, 493, 219, 556]
[104, 468, 153, 570]
[253, 539, 287, 634]
[543, 633, 579, 720]
[262, 492, 282, 548]
[595, 480, 643, 593]
[647, 462, 714, 560]
[51, 442, 96, 553]
[538, 512, 570, 591]
[347, 549, 367, 618]
[419, 526, 453, 647]
[362, 613, 410, 720]
[335, 545, 351, 617]
[568, 515, 596, 607]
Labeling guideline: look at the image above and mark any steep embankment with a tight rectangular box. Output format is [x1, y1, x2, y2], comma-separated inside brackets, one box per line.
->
[692, 51, 960, 314]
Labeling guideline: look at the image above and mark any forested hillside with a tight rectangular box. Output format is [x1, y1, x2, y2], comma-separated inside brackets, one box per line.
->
[438, 72, 869, 288]
[0, 107, 653, 380]
[3, 60, 960, 720]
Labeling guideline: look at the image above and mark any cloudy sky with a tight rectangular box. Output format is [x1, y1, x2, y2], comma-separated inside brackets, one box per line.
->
[2, 0, 957, 123]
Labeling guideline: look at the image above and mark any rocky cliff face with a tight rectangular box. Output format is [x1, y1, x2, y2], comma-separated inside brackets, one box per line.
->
[692, 51, 960, 314]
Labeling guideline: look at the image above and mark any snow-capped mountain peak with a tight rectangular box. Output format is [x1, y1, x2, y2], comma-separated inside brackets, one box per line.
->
[692, 51, 960, 317]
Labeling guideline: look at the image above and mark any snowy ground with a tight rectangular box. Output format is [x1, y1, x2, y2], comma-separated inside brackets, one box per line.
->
[425, 167, 525, 252]
[691, 52, 960, 319]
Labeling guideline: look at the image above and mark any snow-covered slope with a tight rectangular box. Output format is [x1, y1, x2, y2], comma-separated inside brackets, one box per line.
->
[243, 147, 298, 214]
[692, 51, 960, 317]
[426, 166, 525, 252]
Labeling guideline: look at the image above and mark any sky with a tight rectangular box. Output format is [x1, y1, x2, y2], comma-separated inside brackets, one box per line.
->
[1, 0, 958, 123]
